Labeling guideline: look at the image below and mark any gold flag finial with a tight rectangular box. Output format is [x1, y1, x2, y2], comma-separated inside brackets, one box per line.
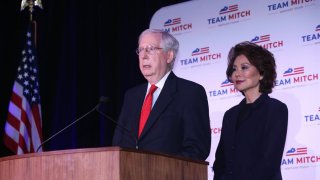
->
[21, 0, 43, 11]
[34, 0, 43, 9]
[20, 0, 43, 21]
[20, 0, 28, 11]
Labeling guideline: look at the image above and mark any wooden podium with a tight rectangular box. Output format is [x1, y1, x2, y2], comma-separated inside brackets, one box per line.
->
[0, 147, 208, 180]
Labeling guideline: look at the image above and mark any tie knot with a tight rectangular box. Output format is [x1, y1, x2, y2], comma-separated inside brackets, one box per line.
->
[149, 84, 157, 95]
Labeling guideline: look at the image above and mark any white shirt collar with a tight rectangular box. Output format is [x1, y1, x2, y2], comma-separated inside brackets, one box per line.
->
[147, 70, 171, 90]
[146, 71, 171, 106]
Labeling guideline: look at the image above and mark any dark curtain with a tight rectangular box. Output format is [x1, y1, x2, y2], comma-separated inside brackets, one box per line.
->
[0, 0, 187, 157]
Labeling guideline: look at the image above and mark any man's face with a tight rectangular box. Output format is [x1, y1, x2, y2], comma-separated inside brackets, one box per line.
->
[138, 33, 173, 84]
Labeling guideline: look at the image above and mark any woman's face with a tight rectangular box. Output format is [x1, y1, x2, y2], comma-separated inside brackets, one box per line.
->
[231, 55, 263, 96]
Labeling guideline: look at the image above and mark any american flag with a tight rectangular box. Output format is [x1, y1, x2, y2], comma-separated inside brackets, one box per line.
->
[3, 25, 43, 154]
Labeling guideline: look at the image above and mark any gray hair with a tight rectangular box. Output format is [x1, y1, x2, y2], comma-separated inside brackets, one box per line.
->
[138, 29, 179, 69]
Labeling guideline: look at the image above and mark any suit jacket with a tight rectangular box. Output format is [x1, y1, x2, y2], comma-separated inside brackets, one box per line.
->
[112, 72, 211, 160]
[213, 93, 288, 180]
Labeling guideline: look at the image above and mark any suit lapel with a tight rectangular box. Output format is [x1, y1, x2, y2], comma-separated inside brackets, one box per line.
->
[139, 72, 177, 138]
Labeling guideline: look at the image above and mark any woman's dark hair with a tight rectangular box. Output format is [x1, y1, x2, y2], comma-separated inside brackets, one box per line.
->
[226, 41, 276, 94]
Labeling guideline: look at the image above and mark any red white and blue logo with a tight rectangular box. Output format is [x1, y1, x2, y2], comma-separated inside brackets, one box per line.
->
[286, 147, 308, 156]
[208, 4, 251, 26]
[208, 78, 239, 98]
[250, 34, 284, 50]
[164, 18, 181, 27]
[282, 146, 320, 167]
[251, 35, 270, 44]
[267, 0, 315, 14]
[179, 46, 221, 67]
[219, 5, 238, 14]
[283, 67, 304, 77]
[220, 79, 233, 87]
[275, 66, 319, 89]
[191, 47, 209, 56]
[162, 17, 192, 33]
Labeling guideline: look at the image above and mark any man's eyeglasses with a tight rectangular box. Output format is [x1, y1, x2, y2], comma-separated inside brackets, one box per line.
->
[136, 45, 163, 55]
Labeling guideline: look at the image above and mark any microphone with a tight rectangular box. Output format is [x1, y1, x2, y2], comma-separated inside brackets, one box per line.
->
[36, 99, 103, 152]
[99, 96, 109, 103]
[96, 97, 138, 149]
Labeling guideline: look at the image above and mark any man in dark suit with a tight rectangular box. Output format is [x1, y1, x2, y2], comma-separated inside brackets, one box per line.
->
[112, 29, 211, 161]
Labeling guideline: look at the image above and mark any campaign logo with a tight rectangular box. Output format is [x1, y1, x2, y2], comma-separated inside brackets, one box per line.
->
[301, 24, 320, 44]
[179, 46, 222, 67]
[304, 107, 320, 126]
[207, 4, 251, 26]
[282, 146, 320, 168]
[286, 147, 308, 156]
[162, 17, 192, 33]
[251, 34, 270, 43]
[250, 34, 284, 50]
[283, 67, 304, 77]
[192, 47, 209, 56]
[208, 79, 239, 98]
[164, 18, 181, 26]
[219, 5, 238, 14]
[220, 79, 233, 87]
[275, 66, 319, 88]
[267, 0, 316, 14]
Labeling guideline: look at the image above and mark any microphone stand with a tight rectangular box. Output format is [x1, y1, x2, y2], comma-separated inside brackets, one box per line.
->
[36, 103, 99, 152]
[36, 96, 138, 152]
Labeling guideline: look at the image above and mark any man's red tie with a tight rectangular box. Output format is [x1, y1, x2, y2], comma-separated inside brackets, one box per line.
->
[139, 84, 157, 137]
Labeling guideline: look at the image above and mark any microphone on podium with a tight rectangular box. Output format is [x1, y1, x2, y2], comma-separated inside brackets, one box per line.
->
[36, 96, 138, 152]
[36, 98, 103, 152]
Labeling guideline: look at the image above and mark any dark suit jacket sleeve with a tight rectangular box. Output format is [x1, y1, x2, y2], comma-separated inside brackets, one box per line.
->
[250, 101, 288, 179]
[112, 90, 128, 146]
[213, 112, 228, 180]
[180, 84, 211, 160]
[112, 89, 138, 148]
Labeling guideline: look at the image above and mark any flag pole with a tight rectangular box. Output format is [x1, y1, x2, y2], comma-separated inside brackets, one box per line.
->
[21, 0, 43, 47]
